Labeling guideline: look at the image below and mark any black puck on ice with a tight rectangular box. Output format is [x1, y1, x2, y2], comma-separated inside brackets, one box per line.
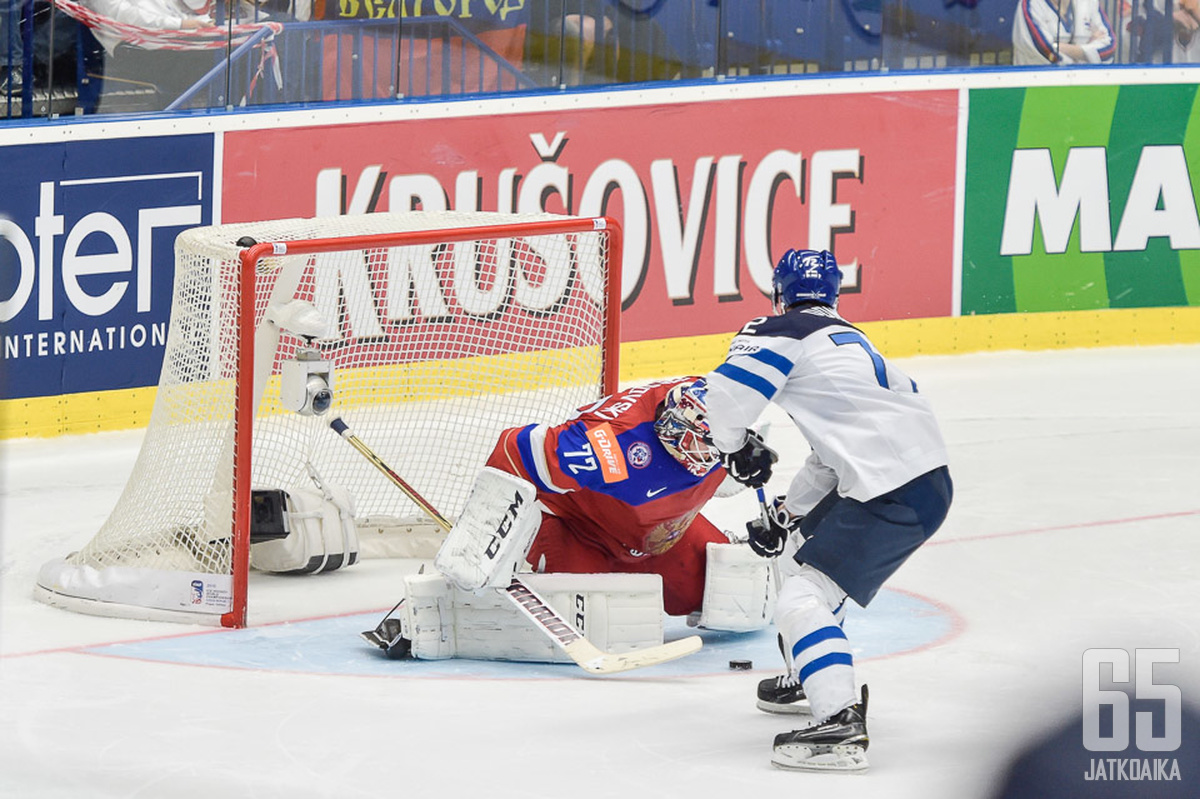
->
[728, 659, 753, 670]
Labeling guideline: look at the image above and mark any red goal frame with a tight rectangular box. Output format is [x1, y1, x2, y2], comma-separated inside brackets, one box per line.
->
[224, 217, 623, 627]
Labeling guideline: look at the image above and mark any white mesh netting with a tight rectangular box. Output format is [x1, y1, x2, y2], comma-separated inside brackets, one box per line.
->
[35, 211, 616, 622]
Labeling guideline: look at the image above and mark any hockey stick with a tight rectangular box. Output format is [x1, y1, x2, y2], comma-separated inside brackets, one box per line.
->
[329, 417, 702, 674]
[755, 486, 772, 529]
[754, 485, 795, 685]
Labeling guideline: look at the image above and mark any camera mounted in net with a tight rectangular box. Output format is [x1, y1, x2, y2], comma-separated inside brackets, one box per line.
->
[281, 344, 333, 416]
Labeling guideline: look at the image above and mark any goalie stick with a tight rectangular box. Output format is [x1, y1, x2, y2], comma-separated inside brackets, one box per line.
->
[329, 416, 702, 675]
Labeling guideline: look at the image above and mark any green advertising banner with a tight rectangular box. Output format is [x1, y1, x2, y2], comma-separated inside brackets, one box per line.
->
[963, 85, 1200, 315]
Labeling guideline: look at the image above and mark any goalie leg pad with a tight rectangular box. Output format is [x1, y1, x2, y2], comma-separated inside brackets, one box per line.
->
[433, 467, 541, 591]
[401, 573, 458, 660]
[691, 542, 777, 632]
[250, 485, 360, 574]
[400, 572, 665, 663]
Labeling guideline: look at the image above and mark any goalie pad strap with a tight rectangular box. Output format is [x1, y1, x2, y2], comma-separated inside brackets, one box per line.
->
[402, 572, 665, 663]
[434, 467, 541, 591]
[692, 542, 777, 632]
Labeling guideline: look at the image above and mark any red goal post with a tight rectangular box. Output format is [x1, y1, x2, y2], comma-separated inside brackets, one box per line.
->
[34, 212, 623, 628]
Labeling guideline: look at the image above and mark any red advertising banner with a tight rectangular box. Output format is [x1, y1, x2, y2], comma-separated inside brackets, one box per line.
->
[223, 90, 957, 342]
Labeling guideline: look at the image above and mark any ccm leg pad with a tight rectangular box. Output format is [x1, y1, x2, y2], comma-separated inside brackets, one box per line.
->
[690, 542, 777, 632]
[434, 467, 541, 591]
[391, 572, 666, 663]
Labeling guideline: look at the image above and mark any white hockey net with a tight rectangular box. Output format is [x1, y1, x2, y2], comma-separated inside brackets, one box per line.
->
[35, 212, 619, 626]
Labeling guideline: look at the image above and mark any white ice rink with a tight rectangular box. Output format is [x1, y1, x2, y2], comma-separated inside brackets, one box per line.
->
[2, 345, 1199, 799]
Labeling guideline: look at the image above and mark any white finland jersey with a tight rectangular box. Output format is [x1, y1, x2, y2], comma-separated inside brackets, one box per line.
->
[705, 305, 949, 508]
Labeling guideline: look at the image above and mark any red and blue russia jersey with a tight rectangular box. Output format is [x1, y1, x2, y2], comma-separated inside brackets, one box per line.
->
[486, 378, 726, 563]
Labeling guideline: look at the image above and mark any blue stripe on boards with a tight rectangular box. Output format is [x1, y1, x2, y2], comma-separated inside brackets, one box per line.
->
[799, 652, 854, 684]
[713, 363, 778, 401]
[515, 426, 553, 494]
[792, 625, 849, 660]
[747, 348, 794, 377]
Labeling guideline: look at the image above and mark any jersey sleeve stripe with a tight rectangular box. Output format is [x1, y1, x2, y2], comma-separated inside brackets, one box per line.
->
[714, 361, 780, 401]
[1095, 7, 1115, 59]
[1021, 0, 1059, 62]
[516, 424, 568, 494]
[746, 348, 794, 377]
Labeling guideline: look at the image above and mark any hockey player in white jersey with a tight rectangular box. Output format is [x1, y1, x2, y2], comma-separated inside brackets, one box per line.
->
[704, 249, 953, 772]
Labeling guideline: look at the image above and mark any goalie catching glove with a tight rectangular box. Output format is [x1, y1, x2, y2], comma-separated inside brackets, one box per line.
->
[248, 478, 359, 574]
[747, 495, 803, 558]
[720, 430, 777, 488]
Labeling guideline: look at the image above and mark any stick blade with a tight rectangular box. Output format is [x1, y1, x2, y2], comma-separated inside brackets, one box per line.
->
[504, 578, 702, 675]
[565, 634, 703, 675]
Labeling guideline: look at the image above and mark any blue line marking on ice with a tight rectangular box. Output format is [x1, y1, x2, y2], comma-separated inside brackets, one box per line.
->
[82, 588, 953, 679]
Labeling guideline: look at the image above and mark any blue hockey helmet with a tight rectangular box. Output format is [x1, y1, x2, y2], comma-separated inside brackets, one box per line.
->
[654, 378, 719, 477]
[772, 249, 843, 313]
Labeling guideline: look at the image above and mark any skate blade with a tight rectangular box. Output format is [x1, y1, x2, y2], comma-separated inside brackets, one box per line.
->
[755, 698, 812, 715]
[771, 743, 869, 773]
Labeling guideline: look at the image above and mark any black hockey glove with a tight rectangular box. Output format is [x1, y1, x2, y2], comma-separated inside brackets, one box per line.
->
[746, 495, 802, 558]
[720, 431, 777, 488]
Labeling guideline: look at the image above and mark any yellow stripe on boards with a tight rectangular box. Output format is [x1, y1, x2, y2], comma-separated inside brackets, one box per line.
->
[617, 307, 1200, 383]
[0, 387, 159, 439]
[2, 345, 603, 439]
[5, 308, 1198, 440]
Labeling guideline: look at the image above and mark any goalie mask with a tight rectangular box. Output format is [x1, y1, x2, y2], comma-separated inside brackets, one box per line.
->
[654, 379, 719, 477]
[772, 249, 843, 313]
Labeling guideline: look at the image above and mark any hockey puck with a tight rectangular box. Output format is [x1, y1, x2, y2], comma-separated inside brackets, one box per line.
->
[728, 659, 753, 670]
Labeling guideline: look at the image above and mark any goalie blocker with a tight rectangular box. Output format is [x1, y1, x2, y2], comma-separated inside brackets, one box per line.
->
[433, 467, 541, 592]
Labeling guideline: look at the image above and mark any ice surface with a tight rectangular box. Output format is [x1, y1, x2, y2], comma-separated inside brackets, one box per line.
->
[2, 345, 1198, 798]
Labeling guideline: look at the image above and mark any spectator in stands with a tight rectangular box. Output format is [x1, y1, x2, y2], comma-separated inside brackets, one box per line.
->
[82, 0, 211, 53]
[525, 0, 689, 87]
[2, 0, 23, 95]
[1012, 0, 1115, 65]
[70, 0, 211, 111]
[73, 0, 290, 112]
[1174, 0, 1200, 60]
[1135, 0, 1200, 62]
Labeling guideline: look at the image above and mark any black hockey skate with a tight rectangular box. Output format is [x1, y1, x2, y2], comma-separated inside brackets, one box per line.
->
[757, 633, 809, 714]
[771, 685, 869, 772]
[756, 672, 810, 714]
[360, 601, 413, 659]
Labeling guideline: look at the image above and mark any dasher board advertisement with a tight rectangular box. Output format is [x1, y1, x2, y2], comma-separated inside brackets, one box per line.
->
[0, 136, 214, 401]
[222, 90, 959, 342]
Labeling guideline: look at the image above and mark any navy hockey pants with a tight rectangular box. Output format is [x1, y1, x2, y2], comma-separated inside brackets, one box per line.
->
[795, 466, 953, 607]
